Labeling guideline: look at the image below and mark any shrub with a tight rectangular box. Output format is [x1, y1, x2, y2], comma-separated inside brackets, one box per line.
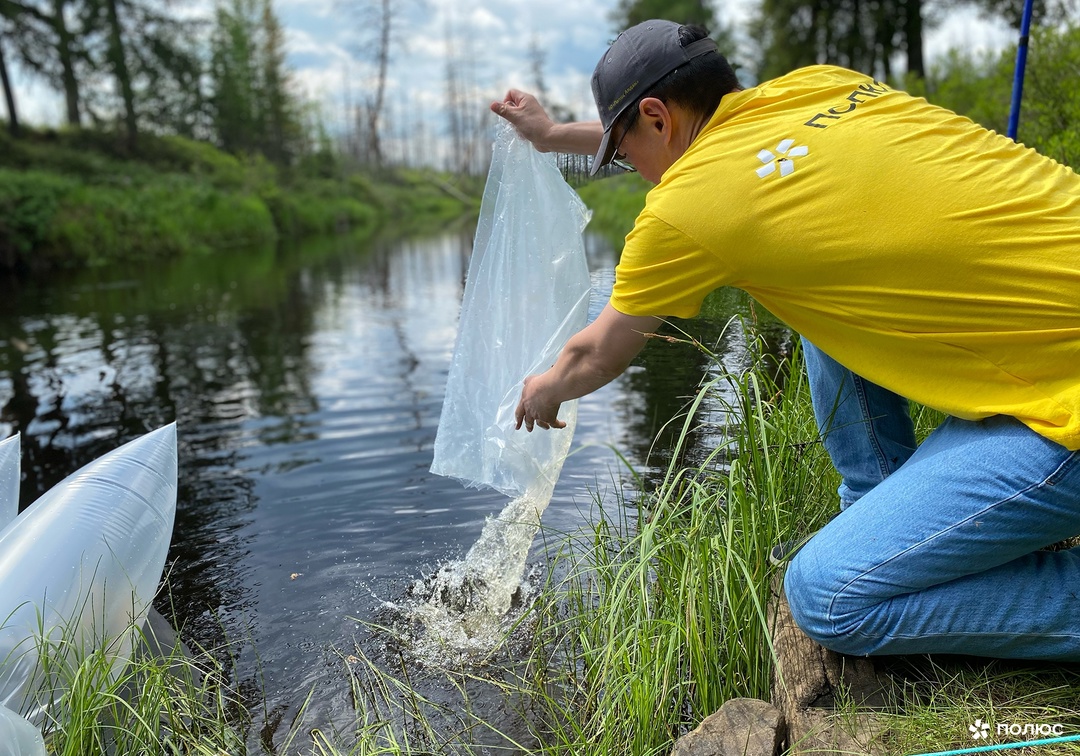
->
[921, 24, 1080, 166]
[1017, 25, 1080, 166]
[0, 170, 76, 268]
[151, 136, 247, 188]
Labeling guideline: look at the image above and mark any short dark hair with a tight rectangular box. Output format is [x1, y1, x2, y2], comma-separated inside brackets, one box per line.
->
[618, 25, 739, 137]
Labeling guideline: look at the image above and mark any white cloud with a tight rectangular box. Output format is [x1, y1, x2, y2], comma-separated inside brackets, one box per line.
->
[465, 6, 505, 33]
[278, 0, 338, 17]
[286, 27, 353, 63]
[926, 6, 1016, 63]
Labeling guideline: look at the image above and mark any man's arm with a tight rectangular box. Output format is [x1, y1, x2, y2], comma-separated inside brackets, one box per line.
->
[490, 89, 602, 156]
[516, 304, 662, 432]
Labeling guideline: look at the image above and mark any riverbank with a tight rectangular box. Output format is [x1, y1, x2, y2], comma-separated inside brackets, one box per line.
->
[21, 168, 1080, 755]
[0, 127, 478, 273]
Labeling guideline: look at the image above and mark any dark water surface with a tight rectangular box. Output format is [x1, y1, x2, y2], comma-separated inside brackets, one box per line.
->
[0, 224, 787, 750]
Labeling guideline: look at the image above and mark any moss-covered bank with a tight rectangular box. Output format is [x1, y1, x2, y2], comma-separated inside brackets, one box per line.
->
[0, 127, 478, 273]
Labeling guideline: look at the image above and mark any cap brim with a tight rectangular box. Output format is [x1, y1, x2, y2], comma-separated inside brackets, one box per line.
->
[590, 127, 617, 176]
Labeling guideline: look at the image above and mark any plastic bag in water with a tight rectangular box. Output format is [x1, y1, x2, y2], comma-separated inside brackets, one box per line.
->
[430, 120, 592, 497]
[0, 705, 45, 756]
[0, 424, 177, 725]
[0, 434, 20, 528]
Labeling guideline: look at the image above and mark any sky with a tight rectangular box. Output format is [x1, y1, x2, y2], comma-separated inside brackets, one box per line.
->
[274, 0, 1018, 139]
[6, 0, 1019, 144]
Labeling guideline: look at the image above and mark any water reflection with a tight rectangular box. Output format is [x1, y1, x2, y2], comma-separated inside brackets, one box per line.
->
[0, 223, 789, 749]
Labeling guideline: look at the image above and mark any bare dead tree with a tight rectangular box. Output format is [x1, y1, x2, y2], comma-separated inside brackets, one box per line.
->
[367, 0, 389, 166]
[457, 25, 486, 175]
[0, 26, 19, 136]
[442, 5, 492, 176]
[527, 33, 548, 104]
[443, 10, 462, 173]
[340, 0, 414, 169]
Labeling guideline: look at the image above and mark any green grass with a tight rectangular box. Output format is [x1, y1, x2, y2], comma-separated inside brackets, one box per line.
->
[575, 173, 650, 247]
[879, 658, 1080, 755]
[44, 177, 279, 268]
[19, 612, 247, 755]
[497, 331, 834, 755]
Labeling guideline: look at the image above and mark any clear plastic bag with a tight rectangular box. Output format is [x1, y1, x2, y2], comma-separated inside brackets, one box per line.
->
[0, 705, 45, 756]
[0, 424, 177, 724]
[0, 433, 19, 528]
[430, 120, 592, 497]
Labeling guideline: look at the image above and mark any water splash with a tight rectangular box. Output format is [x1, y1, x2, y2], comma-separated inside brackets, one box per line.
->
[387, 450, 568, 666]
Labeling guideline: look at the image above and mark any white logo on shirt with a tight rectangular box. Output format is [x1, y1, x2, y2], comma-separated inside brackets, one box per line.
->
[756, 139, 809, 178]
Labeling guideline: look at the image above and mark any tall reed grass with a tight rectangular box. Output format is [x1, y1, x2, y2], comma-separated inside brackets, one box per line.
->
[306, 327, 1080, 756]
[17, 606, 247, 755]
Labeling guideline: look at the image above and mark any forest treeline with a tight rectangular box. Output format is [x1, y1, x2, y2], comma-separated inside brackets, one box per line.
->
[616, 0, 1076, 82]
[4, 0, 1080, 169]
[1, 0, 321, 162]
[0, 0, 480, 273]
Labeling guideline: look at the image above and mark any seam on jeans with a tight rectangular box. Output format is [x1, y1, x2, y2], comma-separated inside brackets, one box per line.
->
[1045, 451, 1080, 487]
[852, 374, 892, 481]
[847, 628, 1080, 646]
[823, 479, 1048, 636]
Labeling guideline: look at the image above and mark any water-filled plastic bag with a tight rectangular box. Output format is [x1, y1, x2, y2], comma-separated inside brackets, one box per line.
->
[0, 705, 45, 756]
[0, 434, 19, 528]
[430, 120, 592, 497]
[0, 424, 178, 724]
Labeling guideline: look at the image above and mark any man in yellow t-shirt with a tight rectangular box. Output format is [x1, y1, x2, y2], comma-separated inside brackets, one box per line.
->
[492, 19, 1080, 661]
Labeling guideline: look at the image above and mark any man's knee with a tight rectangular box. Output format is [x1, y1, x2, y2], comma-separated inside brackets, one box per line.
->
[783, 547, 878, 657]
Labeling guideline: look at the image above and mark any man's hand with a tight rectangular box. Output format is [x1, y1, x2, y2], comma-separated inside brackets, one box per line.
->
[515, 374, 567, 432]
[512, 304, 663, 433]
[490, 90, 557, 151]
[491, 89, 605, 156]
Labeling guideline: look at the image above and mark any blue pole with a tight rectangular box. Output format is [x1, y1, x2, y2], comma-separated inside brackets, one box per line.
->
[1007, 0, 1036, 140]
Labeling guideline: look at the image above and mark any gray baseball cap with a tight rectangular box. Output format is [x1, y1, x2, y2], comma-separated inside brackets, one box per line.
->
[589, 20, 717, 175]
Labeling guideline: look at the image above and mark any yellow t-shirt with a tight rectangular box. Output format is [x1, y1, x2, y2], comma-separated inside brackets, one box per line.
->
[610, 65, 1080, 450]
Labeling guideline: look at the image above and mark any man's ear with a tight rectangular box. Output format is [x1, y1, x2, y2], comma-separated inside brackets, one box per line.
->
[638, 97, 672, 137]
[635, 96, 669, 143]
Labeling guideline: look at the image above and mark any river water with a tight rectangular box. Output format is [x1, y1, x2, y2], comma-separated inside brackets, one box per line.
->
[0, 223, 788, 751]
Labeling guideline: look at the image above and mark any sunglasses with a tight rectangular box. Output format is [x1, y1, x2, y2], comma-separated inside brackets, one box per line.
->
[611, 123, 637, 173]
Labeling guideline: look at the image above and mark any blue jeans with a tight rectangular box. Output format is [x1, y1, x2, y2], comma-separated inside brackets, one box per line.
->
[785, 339, 1080, 660]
